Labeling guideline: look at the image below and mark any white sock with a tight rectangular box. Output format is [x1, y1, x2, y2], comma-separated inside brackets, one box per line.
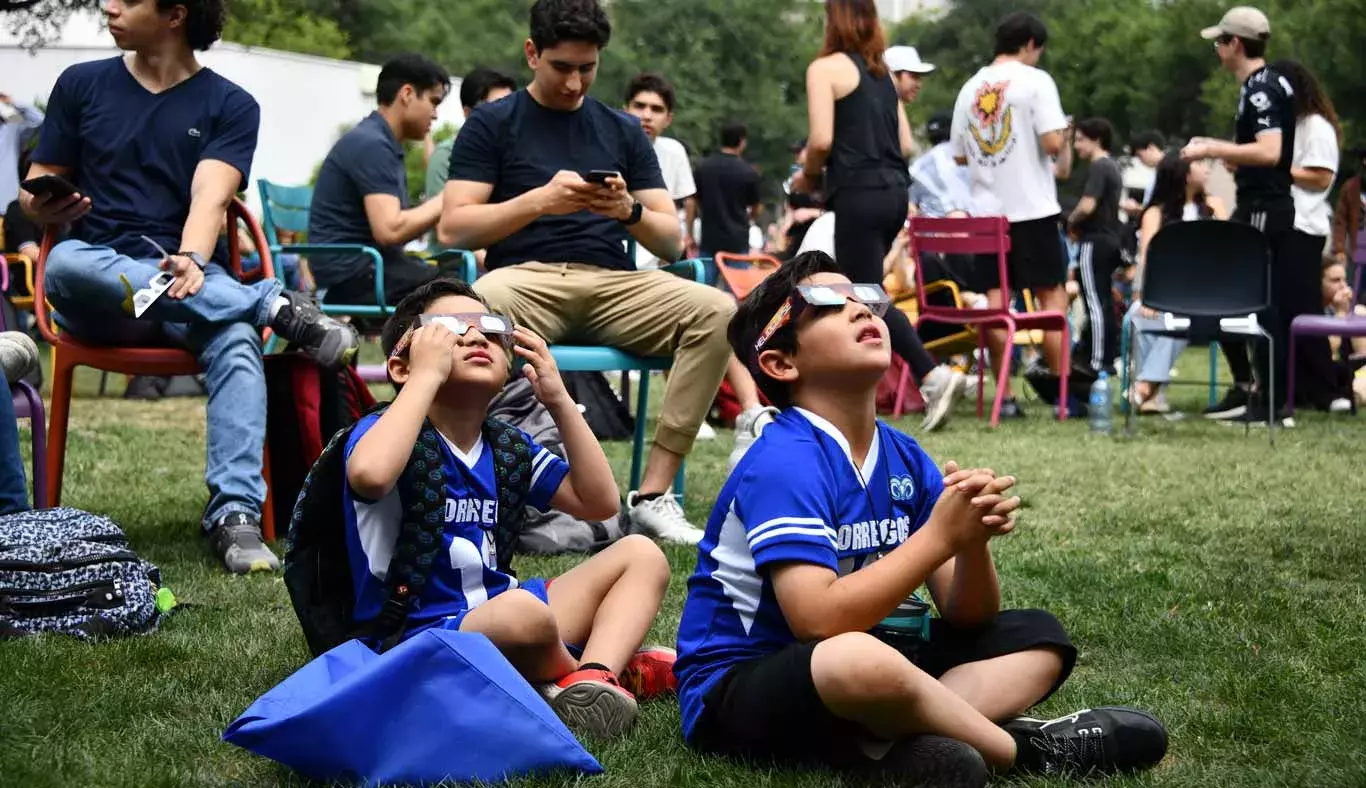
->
[269, 296, 289, 320]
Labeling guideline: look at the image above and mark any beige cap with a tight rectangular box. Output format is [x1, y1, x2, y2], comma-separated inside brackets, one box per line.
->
[884, 46, 936, 75]
[1200, 6, 1270, 40]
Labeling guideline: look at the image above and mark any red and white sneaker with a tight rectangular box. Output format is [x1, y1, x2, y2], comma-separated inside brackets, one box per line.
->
[539, 668, 638, 739]
[620, 645, 678, 700]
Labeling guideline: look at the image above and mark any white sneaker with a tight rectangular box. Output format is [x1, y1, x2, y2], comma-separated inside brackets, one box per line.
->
[627, 491, 704, 545]
[695, 421, 718, 441]
[0, 332, 39, 385]
[919, 365, 965, 432]
[1329, 398, 1352, 414]
[727, 406, 779, 472]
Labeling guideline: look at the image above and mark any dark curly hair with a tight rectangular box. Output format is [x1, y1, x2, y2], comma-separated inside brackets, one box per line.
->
[529, 0, 611, 53]
[157, 0, 224, 51]
[728, 251, 843, 409]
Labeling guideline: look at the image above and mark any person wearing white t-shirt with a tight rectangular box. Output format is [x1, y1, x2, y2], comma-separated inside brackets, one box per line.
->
[1272, 58, 1342, 411]
[950, 12, 1073, 417]
[623, 72, 776, 462]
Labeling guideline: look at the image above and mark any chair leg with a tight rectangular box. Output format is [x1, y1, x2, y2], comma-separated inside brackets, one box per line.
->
[19, 384, 47, 509]
[261, 439, 276, 542]
[1119, 318, 1131, 415]
[992, 324, 1015, 429]
[891, 362, 907, 417]
[1285, 329, 1298, 417]
[1056, 320, 1071, 421]
[1266, 332, 1275, 447]
[629, 371, 650, 494]
[46, 357, 76, 508]
[673, 461, 686, 503]
[976, 332, 986, 419]
[1208, 342, 1219, 407]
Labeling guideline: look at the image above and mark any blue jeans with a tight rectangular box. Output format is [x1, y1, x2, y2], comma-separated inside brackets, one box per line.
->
[1125, 301, 1188, 384]
[44, 240, 283, 530]
[0, 384, 29, 515]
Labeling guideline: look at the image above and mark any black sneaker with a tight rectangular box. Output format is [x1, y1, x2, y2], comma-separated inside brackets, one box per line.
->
[998, 398, 1026, 419]
[857, 735, 988, 788]
[1223, 405, 1295, 429]
[209, 512, 280, 574]
[1005, 706, 1168, 776]
[270, 292, 360, 370]
[1203, 386, 1249, 420]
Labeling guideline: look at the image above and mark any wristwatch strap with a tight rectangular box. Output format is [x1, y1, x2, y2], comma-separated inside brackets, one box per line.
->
[622, 198, 644, 226]
[177, 251, 208, 269]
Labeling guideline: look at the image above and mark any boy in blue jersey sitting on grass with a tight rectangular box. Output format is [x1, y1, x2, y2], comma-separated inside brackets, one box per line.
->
[344, 278, 676, 739]
[675, 252, 1167, 784]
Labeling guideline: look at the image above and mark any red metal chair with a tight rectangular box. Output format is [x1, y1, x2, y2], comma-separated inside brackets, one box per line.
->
[714, 252, 782, 300]
[907, 216, 1071, 426]
[35, 198, 279, 540]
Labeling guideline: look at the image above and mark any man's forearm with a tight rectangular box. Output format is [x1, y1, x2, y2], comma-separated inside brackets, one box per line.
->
[942, 542, 1000, 626]
[180, 192, 234, 259]
[438, 189, 544, 249]
[391, 196, 444, 245]
[1208, 139, 1278, 167]
[627, 205, 682, 262]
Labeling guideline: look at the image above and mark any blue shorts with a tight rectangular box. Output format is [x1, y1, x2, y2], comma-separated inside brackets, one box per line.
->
[436, 576, 551, 633]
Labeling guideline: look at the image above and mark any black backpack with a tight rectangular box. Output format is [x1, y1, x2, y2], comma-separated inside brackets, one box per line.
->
[283, 408, 535, 657]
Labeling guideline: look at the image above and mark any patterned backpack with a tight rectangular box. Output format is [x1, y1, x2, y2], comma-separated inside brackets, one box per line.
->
[283, 407, 534, 657]
[0, 507, 167, 640]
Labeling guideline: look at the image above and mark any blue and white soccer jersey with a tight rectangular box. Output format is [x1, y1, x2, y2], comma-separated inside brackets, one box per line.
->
[341, 413, 570, 638]
[675, 407, 943, 741]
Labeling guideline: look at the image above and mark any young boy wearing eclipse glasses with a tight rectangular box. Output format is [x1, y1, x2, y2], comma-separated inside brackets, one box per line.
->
[341, 278, 676, 740]
[674, 252, 1167, 783]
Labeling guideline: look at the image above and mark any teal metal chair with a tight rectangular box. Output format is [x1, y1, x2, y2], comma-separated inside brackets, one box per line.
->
[256, 179, 477, 319]
[545, 257, 708, 500]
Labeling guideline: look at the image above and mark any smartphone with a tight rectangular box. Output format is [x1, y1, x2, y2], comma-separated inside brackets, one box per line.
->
[584, 169, 620, 186]
[20, 174, 79, 202]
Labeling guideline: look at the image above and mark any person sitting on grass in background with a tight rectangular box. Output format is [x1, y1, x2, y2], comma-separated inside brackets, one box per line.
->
[674, 251, 1168, 784]
[345, 278, 676, 739]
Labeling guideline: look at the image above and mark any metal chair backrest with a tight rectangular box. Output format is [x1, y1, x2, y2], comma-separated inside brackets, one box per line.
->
[910, 215, 1012, 309]
[1142, 220, 1271, 319]
[257, 179, 313, 247]
[715, 252, 781, 299]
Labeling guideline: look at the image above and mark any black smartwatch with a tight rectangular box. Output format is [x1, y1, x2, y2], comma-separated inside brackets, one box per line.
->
[176, 251, 208, 269]
[621, 198, 644, 227]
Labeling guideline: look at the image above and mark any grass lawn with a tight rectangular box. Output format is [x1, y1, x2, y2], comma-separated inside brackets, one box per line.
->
[1, 349, 1364, 788]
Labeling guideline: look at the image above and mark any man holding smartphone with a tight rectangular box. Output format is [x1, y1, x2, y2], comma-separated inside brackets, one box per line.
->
[21, 0, 357, 574]
[440, 0, 733, 545]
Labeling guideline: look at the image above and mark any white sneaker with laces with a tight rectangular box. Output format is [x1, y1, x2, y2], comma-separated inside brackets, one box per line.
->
[627, 491, 705, 545]
[695, 421, 718, 441]
[919, 365, 965, 432]
[727, 406, 779, 472]
[1329, 398, 1351, 414]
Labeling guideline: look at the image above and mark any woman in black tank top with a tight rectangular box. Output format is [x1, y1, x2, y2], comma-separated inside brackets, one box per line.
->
[797, 0, 956, 428]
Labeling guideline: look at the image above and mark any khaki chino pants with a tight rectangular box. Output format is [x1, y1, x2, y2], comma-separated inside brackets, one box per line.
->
[474, 262, 734, 456]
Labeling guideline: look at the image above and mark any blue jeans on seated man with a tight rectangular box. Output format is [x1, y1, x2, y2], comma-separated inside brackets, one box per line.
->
[1125, 301, 1188, 385]
[44, 239, 283, 531]
[0, 383, 29, 516]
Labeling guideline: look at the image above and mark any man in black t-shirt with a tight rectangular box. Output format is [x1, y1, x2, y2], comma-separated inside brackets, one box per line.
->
[1067, 118, 1124, 374]
[440, 0, 733, 545]
[1182, 6, 1302, 424]
[693, 122, 761, 280]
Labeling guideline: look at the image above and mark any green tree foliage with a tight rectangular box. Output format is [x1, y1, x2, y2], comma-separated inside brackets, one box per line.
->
[223, 0, 352, 60]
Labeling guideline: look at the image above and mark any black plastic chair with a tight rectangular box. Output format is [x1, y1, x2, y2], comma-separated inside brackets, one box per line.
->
[1126, 220, 1277, 441]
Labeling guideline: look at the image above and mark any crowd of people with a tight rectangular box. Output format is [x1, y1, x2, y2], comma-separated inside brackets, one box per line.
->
[0, 0, 1361, 783]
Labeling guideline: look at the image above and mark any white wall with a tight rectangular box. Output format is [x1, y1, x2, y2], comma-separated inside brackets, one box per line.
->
[1, 12, 465, 213]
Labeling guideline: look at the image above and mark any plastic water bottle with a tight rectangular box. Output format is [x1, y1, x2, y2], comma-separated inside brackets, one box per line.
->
[1089, 372, 1114, 434]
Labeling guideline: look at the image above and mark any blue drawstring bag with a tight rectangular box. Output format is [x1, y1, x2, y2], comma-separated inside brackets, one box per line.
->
[223, 629, 603, 785]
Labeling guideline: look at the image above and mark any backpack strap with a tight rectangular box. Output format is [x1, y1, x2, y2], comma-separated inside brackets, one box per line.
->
[483, 418, 534, 577]
[371, 417, 449, 653]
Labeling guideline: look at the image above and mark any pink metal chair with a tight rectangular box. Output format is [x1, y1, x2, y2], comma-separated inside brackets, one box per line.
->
[907, 216, 1071, 426]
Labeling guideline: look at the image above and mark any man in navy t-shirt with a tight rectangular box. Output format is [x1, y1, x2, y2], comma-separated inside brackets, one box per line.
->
[20, 0, 357, 574]
[440, 0, 735, 545]
[308, 54, 466, 306]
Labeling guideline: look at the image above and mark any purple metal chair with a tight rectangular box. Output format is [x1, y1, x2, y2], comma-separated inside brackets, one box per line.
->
[1288, 260, 1366, 415]
[10, 380, 47, 508]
